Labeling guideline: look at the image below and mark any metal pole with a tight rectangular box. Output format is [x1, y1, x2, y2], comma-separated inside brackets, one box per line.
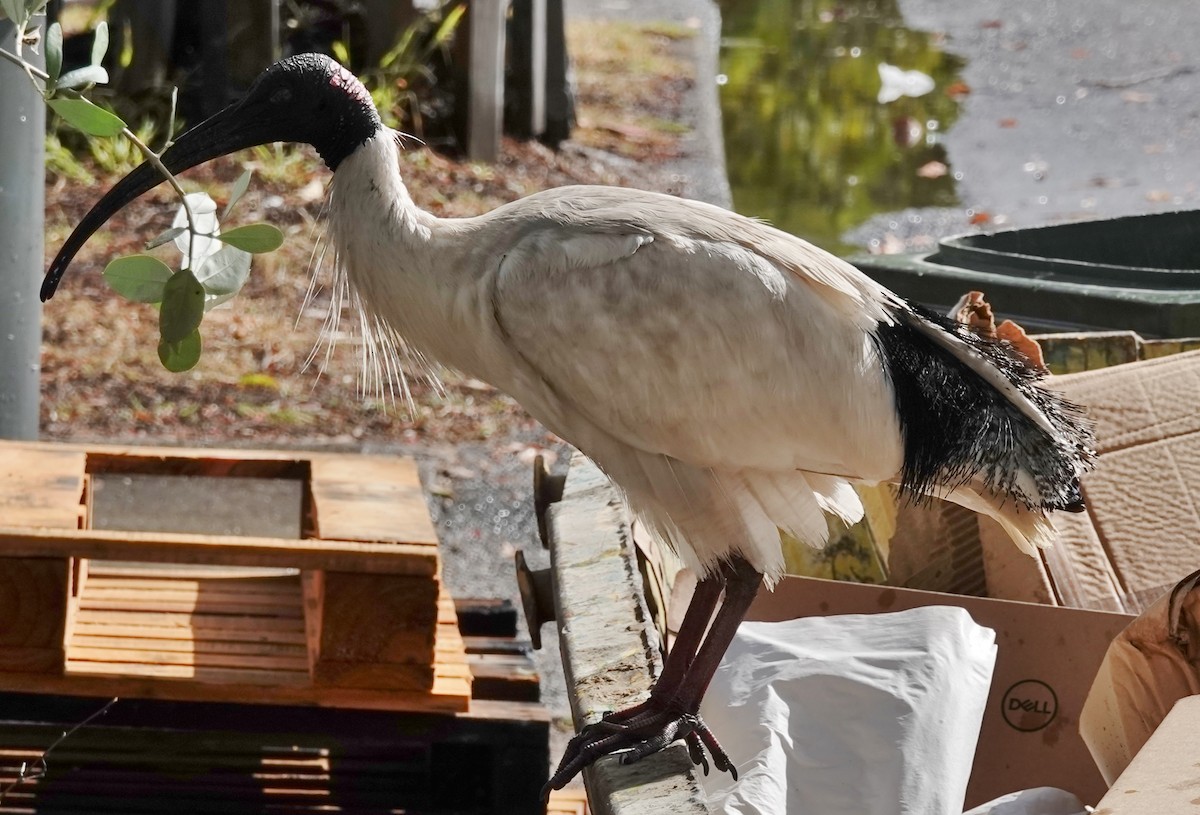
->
[468, 0, 506, 162]
[530, 0, 545, 137]
[0, 16, 45, 441]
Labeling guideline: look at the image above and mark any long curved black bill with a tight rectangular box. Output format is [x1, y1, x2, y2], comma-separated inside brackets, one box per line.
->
[42, 100, 272, 302]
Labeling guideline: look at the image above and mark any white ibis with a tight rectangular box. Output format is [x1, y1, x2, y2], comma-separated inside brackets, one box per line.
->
[44, 54, 1094, 794]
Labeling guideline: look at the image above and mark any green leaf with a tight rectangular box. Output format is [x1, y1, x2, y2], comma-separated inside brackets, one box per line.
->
[46, 97, 125, 137]
[217, 223, 283, 254]
[56, 64, 109, 90]
[222, 168, 253, 219]
[91, 20, 108, 66]
[432, 4, 466, 50]
[157, 329, 202, 372]
[195, 244, 251, 297]
[145, 226, 186, 251]
[44, 21, 62, 85]
[102, 255, 173, 303]
[159, 268, 206, 343]
[0, 0, 24, 26]
[172, 192, 219, 268]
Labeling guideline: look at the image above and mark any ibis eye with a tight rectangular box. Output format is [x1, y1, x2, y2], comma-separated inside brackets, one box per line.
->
[270, 88, 293, 105]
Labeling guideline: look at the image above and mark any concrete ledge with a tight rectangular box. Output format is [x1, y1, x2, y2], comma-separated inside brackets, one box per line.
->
[547, 454, 709, 814]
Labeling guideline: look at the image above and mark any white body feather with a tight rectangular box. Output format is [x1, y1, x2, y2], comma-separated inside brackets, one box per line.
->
[329, 132, 1063, 581]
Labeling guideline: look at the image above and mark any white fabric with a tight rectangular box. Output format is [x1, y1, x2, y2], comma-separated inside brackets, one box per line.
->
[700, 606, 997, 815]
[962, 788, 1087, 815]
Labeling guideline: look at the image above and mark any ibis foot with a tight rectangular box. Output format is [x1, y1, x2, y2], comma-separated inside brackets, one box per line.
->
[540, 699, 736, 799]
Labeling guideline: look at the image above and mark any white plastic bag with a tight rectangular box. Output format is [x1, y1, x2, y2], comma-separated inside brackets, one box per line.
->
[700, 606, 997, 815]
[962, 787, 1087, 815]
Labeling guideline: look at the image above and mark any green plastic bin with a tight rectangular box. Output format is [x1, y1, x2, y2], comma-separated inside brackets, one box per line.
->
[852, 210, 1200, 338]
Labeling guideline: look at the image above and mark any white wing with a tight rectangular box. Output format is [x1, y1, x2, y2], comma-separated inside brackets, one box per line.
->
[492, 222, 905, 483]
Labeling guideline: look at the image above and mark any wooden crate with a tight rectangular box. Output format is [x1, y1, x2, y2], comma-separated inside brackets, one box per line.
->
[0, 440, 470, 713]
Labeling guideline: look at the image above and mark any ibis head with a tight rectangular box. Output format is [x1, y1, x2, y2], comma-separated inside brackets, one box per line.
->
[42, 53, 381, 301]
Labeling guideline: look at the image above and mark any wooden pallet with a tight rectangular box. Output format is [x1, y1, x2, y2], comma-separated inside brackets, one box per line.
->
[0, 440, 471, 713]
[0, 598, 548, 814]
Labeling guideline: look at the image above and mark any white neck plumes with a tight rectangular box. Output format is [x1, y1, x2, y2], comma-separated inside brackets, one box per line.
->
[323, 131, 507, 402]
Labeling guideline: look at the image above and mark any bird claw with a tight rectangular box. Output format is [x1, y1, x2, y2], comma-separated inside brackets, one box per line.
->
[685, 731, 710, 776]
[540, 704, 735, 800]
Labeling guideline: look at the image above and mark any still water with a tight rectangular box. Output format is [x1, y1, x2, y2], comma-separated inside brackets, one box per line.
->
[717, 0, 966, 255]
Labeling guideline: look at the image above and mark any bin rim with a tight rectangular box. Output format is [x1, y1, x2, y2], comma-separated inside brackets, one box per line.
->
[930, 209, 1200, 286]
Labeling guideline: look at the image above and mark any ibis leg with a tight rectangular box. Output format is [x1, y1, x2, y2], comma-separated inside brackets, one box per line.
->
[542, 556, 763, 797]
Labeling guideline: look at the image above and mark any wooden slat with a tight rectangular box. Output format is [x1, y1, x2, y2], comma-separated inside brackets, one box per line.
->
[301, 570, 324, 673]
[310, 456, 438, 546]
[79, 443, 312, 478]
[547, 788, 591, 815]
[74, 609, 306, 632]
[0, 558, 69, 673]
[86, 564, 300, 579]
[316, 572, 438, 665]
[462, 635, 532, 655]
[0, 670, 472, 712]
[70, 635, 307, 657]
[78, 597, 303, 616]
[0, 527, 438, 575]
[0, 443, 86, 529]
[71, 622, 307, 647]
[67, 646, 309, 672]
[64, 660, 309, 684]
[84, 578, 300, 596]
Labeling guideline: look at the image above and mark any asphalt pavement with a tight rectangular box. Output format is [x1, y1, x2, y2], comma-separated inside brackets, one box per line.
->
[854, 0, 1200, 244]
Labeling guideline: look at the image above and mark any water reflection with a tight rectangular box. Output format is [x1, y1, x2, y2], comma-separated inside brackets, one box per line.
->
[717, 0, 966, 254]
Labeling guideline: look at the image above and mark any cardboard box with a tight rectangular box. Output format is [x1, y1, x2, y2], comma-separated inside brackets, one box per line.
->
[983, 349, 1200, 613]
[746, 575, 1135, 810]
[880, 349, 1200, 613]
[1091, 695, 1200, 814]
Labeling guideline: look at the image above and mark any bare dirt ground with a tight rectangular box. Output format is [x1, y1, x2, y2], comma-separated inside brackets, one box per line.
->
[39, 19, 699, 764]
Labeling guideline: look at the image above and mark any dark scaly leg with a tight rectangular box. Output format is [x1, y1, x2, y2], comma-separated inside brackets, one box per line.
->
[546, 570, 726, 776]
[616, 557, 762, 769]
[541, 556, 763, 798]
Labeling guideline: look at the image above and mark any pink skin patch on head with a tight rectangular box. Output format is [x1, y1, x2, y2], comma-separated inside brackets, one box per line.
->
[329, 64, 373, 106]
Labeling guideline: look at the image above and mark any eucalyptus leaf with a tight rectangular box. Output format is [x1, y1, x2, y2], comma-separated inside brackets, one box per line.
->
[0, 0, 23, 26]
[57, 64, 109, 90]
[172, 192, 220, 269]
[157, 328, 202, 372]
[159, 268, 206, 343]
[194, 244, 251, 296]
[90, 20, 108, 66]
[217, 223, 283, 254]
[145, 226, 186, 250]
[44, 21, 62, 85]
[46, 97, 125, 137]
[204, 291, 238, 312]
[102, 255, 173, 303]
[222, 169, 253, 219]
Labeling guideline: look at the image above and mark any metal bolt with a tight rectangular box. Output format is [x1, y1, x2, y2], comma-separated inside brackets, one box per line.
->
[514, 549, 555, 650]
